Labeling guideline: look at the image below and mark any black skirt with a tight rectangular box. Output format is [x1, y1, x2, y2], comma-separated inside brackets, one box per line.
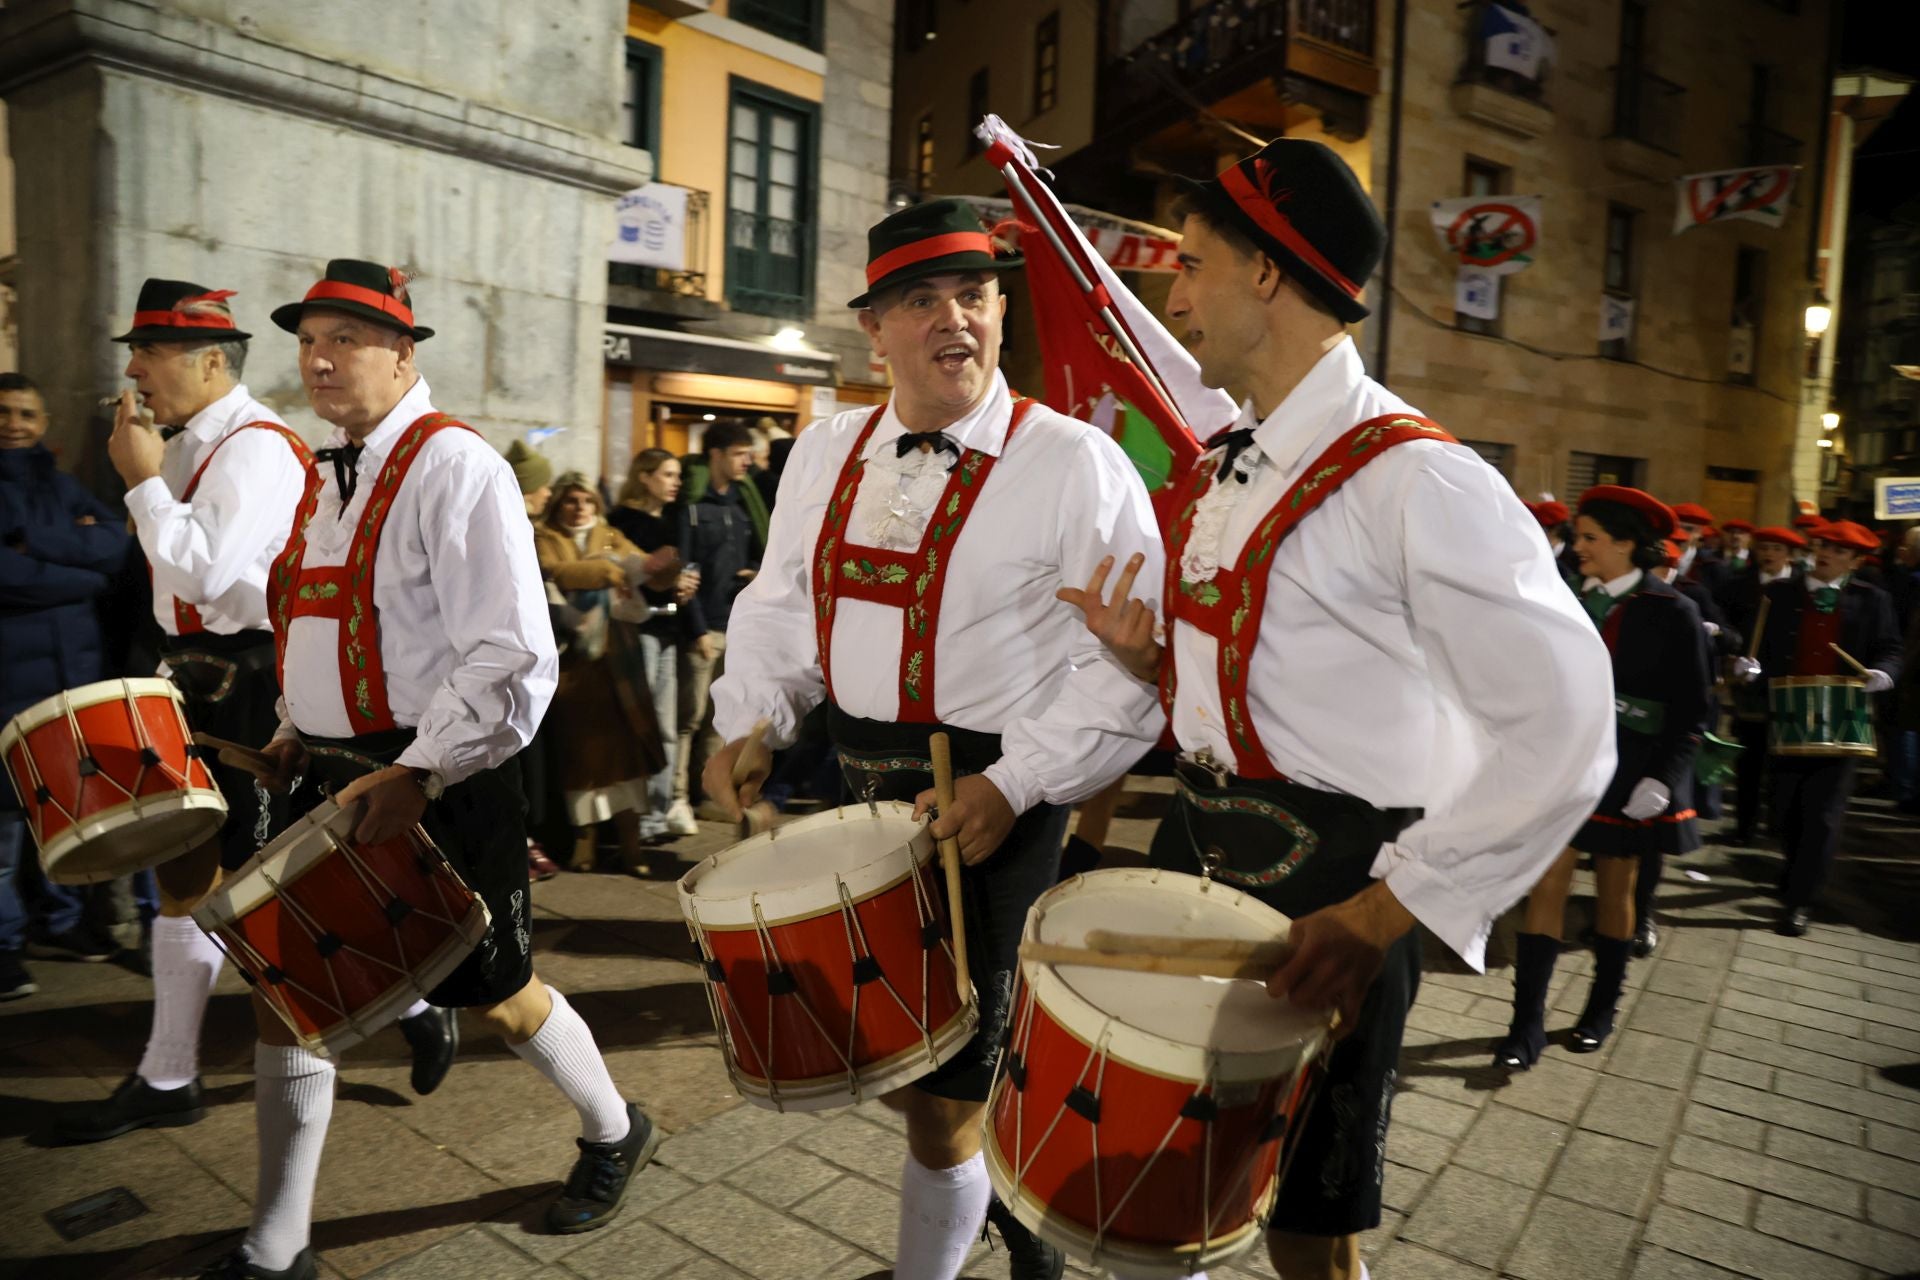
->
[1572, 723, 1701, 858]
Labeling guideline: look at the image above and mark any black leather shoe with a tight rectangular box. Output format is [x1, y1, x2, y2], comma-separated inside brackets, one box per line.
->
[1777, 907, 1811, 938]
[1632, 917, 1658, 959]
[546, 1103, 661, 1233]
[198, 1247, 316, 1279]
[985, 1197, 1065, 1280]
[56, 1074, 205, 1143]
[399, 1005, 458, 1096]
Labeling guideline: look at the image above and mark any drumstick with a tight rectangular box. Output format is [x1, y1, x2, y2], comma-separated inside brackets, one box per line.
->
[1828, 643, 1873, 680]
[731, 719, 774, 835]
[929, 732, 972, 1005]
[1018, 941, 1280, 982]
[1745, 595, 1770, 660]
[1082, 928, 1292, 971]
[191, 732, 274, 779]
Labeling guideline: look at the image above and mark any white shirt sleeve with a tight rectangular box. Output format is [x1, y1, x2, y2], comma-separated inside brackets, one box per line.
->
[984, 429, 1167, 813]
[710, 422, 838, 749]
[126, 428, 308, 610]
[393, 447, 559, 783]
[1365, 448, 1616, 970]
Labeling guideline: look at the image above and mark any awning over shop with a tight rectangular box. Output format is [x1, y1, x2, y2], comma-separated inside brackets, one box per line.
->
[603, 324, 839, 385]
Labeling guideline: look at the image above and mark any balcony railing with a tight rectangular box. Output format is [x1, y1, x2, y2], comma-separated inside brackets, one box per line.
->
[1100, 0, 1375, 138]
[609, 184, 709, 302]
[726, 210, 813, 318]
[730, 0, 821, 50]
[1456, 0, 1551, 103]
[1610, 65, 1684, 155]
[1744, 122, 1803, 167]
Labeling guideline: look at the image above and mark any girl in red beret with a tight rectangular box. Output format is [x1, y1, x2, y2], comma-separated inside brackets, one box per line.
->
[1495, 488, 1714, 1067]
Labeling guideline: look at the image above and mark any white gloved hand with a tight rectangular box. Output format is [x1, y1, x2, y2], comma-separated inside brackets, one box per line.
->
[1703, 621, 1721, 638]
[1864, 669, 1894, 695]
[1730, 656, 1762, 683]
[1622, 777, 1671, 822]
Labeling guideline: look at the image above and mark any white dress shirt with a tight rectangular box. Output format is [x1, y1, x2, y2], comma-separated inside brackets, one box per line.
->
[1169, 340, 1616, 969]
[274, 377, 557, 784]
[712, 371, 1165, 814]
[1760, 565, 1794, 585]
[126, 384, 310, 635]
[1582, 569, 1645, 599]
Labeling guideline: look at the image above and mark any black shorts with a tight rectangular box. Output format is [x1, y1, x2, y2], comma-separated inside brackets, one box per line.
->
[296, 731, 534, 1010]
[163, 631, 287, 871]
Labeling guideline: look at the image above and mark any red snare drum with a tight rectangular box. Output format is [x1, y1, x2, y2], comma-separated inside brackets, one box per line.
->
[193, 800, 489, 1056]
[986, 869, 1331, 1278]
[679, 802, 976, 1112]
[1, 678, 226, 884]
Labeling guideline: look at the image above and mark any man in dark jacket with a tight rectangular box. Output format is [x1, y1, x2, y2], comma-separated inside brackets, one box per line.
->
[0, 372, 131, 996]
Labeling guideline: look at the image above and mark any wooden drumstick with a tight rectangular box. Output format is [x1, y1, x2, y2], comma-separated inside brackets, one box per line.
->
[191, 732, 274, 779]
[1828, 643, 1873, 680]
[1745, 595, 1770, 660]
[731, 719, 775, 835]
[1082, 928, 1292, 971]
[929, 732, 971, 1005]
[1018, 941, 1279, 982]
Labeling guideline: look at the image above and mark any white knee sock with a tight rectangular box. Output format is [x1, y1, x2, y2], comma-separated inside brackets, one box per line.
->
[398, 998, 430, 1021]
[244, 1043, 336, 1272]
[508, 988, 629, 1144]
[894, 1151, 991, 1280]
[136, 916, 224, 1091]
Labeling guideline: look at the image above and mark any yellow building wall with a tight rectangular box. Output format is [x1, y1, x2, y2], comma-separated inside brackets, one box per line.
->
[628, 3, 825, 304]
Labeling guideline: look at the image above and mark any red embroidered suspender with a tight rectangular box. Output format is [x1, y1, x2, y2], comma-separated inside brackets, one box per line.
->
[810, 399, 1034, 722]
[165, 421, 319, 636]
[268, 413, 476, 734]
[1161, 413, 1458, 779]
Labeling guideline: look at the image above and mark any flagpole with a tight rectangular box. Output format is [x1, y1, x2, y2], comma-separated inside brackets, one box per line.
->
[994, 154, 1191, 440]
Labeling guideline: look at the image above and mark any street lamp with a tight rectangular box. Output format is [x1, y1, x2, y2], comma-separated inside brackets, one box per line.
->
[1805, 302, 1833, 337]
[1822, 411, 1840, 432]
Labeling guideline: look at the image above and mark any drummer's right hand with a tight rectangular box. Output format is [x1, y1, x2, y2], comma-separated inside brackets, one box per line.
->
[702, 736, 768, 820]
[1729, 656, 1762, 683]
[258, 738, 308, 794]
[1055, 553, 1163, 685]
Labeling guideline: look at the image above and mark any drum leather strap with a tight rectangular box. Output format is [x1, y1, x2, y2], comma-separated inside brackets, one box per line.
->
[811, 398, 1033, 722]
[268, 414, 477, 734]
[165, 421, 320, 637]
[1161, 414, 1457, 780]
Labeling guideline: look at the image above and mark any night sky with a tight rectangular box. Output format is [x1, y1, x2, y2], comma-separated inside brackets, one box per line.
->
[1840, 0, 1920, 220]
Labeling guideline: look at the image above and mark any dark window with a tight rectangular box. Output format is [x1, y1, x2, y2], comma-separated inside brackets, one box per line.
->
[915, 114, 935, 192]
[966, 68, 989, 156]
[1602, 203, 1637, 361]
[1033, 13, 1060, 116]
[901, 0, 937, 53]
[1729, 246, 1765, 385]
[622, 39, 663, 159]
[726, 82, 817, 318]
[732, 0, 822, 51]
[1456, 157, 1510, 337]
[1568, 451, 1646, 493]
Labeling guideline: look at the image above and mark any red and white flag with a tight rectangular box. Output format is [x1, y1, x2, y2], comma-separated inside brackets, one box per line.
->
[1673, 166, 1796, 235]
[976, 115, 1238, 525]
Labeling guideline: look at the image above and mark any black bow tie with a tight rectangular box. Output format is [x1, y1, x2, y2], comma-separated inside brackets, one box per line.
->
[314, 443, 365, 509]
[1208, 426, 1258, 483]
[159, 425, 186, 442]
[895, 431, 961, 471]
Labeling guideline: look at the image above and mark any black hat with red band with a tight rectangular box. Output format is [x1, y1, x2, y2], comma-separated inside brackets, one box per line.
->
[1177, 138, 1385, 324]
[848, 199, 1022, 309]
[112, 279, 252, 344]
[272, 259, 434, 341]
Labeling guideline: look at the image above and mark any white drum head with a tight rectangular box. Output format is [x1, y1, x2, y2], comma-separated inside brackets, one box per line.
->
[1024, 869, 1327, 1081]
[679, 802, 932, 928]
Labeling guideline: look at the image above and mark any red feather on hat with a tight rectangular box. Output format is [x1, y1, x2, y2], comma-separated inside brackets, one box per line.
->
[174, 289, 236, 318]
[388, 266, 412, 303]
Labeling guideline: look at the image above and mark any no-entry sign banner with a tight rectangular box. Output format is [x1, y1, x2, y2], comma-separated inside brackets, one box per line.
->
[1430, 195, 1543, 275]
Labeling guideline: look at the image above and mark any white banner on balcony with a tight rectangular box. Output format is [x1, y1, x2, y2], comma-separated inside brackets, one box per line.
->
[1456, 267, 1500, 320]
[610, 184, 689, 269]
[1430, 195, 1542, 275]
[1481, 4, 1554, 81]
[1673, 166, 1796, 235]
[1599, 294, 1635, 344]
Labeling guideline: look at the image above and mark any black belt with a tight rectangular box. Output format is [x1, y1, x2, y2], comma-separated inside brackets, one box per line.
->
[160, 628, 275, 658]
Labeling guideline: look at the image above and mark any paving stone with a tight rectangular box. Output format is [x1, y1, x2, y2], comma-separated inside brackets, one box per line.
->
[1398, 1167, 1531, 1267]
[1867, 1121, 1920, 1163]
[723, 1145, 847, 1209]
[1680, 1103, 1764, 1151]
[1627, 1246, 1753, 1280]
[1865, 1020, 1920, 1053]
[1782, 1024, 1910, 1069]
[1545, 1130, 1659, 1210]
[1503, 1196, 1636, 1280]
[1739, 932, 1861, 968]
[1451, 1104, 1567, 1188]
[1386, 1123, 1457, 1174]
[1643, 1204, 1860, 1280]
[1697, 1051, 1773, 1091]
[1689, 1076, 1864, 1144]
[1797, 954, 1920, 994]
[1804, 928, 1920, 965]
[1861, 950, 1920, 981]
[1363, 1207, 1408, 1258]
[1731, 955, 1866, 1000]
[1646, 961, 1725, 1002]
[795, 1115, 907, 1183]
[1372, 1242, 1493, 1280]
[1762, 1127, 1920, 1194]
[1382, 1160, 1432, 1214]
[1705, 1027, 1864, 1087]
[1773, 1070, 1920, 1131]
[1866, 1185, 1920, 1238]
[1404, 1003, 1510, 1046]
[1731, 975, 1920, 1035]
[1659, 1168, 1754, 1226]
[794, 1173, 899, 1259]
[1867, 984, 1920, 1014]
[1710, 1005, 1787, 1042]
[1391, 1089, 1483, 1140]
[486, 1164, 699, 1264]
[1720, 987, 1864, 1039]
[1669, 1134, 1865, 1217]
[653, 1102, 821, 1182]
[1416, 984, 1483, 1015]
[1487, 1055, 1599, 1123]
[559, 1220, 698, 1280]
[1664, 932, 1738, 969]
[1607, 1031, 1695, 1089]
[662, 1260, 752, 1280]
[361, 1229, 541, 1279]
[651, 1184, 855, 1280]
[1753, 1195, 1920, 1275]
[1578, 1076, 1682, 1147]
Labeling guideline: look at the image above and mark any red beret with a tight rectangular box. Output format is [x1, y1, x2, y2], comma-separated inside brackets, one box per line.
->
[1662, 539, 1683, 568]
[1818, 520, 1878, 552]
[1578, 485, 1677, 540]
[1671, 502, 1715, 527]
[1792, 513, 1823, 529]
[1721, 519, 1755, 534]
[1532, 500, 1570, 528]
[1752, 525, 1807, 548]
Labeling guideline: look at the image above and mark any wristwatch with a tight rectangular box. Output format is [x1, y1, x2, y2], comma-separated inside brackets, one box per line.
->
[409, 767, 446, 801]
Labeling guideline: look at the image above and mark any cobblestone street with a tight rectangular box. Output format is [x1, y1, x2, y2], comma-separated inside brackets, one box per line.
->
[3, 780, 1918, 1280]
